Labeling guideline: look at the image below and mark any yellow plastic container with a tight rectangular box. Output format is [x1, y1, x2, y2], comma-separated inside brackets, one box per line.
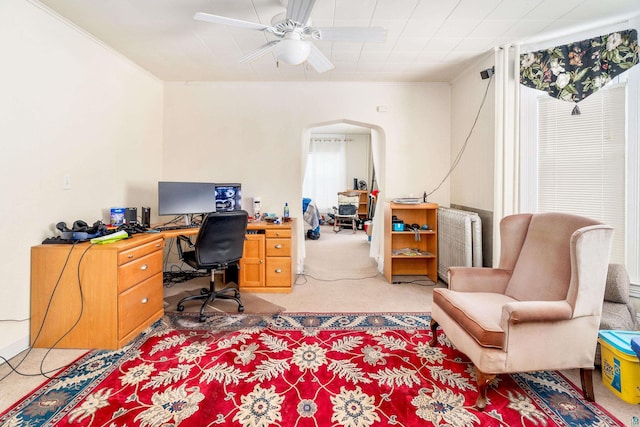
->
[598, 330, 640, 404]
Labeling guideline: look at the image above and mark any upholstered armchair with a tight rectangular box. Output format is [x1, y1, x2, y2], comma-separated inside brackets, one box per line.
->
[430, 213, 614, 409]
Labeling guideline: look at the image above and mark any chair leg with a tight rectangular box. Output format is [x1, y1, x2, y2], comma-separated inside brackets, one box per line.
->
[580, 368, 595, 401]
[475, 367, 495, 411]
[429, 319, 439, 346]
[352, 218, 356, 233]
[177, 271, 244, 322]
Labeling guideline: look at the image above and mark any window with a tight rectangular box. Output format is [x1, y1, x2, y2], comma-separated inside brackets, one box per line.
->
[537, 85, 626, 262]
[303, 135, 347, 213]
[521, 68, 640, 291]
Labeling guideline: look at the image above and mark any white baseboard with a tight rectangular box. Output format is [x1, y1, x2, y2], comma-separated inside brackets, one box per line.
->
[0, 335, 29, 366]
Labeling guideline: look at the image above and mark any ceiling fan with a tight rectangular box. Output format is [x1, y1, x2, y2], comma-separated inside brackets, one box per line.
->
[194, 0, 386, 73]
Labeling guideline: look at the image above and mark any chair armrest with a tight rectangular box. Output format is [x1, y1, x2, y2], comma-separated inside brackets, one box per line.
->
[176, 234, 194, 260]
[501, 300, 573, 325]
[448, 267, 511, 293]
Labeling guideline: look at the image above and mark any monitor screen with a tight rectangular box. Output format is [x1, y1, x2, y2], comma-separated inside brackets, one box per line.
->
[157, 181, 216, 216]
[215, 183, 242, 212]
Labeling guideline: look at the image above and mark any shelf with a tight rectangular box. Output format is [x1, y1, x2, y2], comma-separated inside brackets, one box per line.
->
[384, 202, 438, 283]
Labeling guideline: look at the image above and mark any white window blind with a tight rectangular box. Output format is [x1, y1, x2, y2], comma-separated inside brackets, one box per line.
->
[537, 85, 625, 263]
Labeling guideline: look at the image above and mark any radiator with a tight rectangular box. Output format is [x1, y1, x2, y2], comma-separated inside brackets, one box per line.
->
[438, 207, 483, 284]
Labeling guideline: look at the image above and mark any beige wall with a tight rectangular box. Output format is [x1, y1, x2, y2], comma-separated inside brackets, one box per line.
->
[449, 54, 496, 212]
[163, 81, 451, 213]
[345, 134, 372, 193]
[0, 1, 163, 357]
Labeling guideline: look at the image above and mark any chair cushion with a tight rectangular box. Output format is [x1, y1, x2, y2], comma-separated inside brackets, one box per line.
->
[505, 213, 598, 302]
[604, 263, 631, 304]
[433, 288, 516, 349]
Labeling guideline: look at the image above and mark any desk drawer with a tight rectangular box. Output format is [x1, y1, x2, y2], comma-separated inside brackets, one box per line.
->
[266, 229, 291, 239]
[118, 239, 164, 265]
[266, 258, 291, 287]
[119, 273, 163, 338]
[118, 251, 163, 292]
[266, 238, 291, 256]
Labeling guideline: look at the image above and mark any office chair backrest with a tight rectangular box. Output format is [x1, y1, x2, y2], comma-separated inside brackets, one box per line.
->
[194, 210, 249, 268]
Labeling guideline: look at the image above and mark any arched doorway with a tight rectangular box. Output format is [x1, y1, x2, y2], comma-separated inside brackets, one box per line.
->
[300, 119, 386, 272]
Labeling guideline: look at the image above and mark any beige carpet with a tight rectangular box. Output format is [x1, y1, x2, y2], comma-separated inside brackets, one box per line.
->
[163, 275, 284, 314]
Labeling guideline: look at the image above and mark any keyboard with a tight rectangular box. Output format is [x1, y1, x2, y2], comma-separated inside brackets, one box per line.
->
[154, 224, 200, 231]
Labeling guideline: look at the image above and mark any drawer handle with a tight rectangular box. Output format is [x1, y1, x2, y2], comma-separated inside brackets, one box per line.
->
[274, 244, 282, 249]
[276, 232, 280, 236]
[141, 297, 148, 304]
[156, 243, 161, 248]
[260, 260, 264, 264]
[141, 264, 148, 271]
[275, 269, 282, 273]
[128, 254, 134, 259]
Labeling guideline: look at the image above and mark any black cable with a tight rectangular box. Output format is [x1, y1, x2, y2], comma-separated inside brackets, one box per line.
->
[0, 242, 79, 381]
[392, 279, 437, 286]
[427, 72, 494, 198]
[38, 243, 94, 378]
[295, 272, 382, 283]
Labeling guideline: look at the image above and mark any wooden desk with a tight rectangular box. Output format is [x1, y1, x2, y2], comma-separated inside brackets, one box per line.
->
[30, 219, 296, 349]
[158, 219, 297, 293]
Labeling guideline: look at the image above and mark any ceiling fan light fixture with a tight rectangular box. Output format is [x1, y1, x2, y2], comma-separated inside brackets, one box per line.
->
[274, 38, 311, 65]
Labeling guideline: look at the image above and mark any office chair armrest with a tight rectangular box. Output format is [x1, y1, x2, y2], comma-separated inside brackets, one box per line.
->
[176, 234, 194, 259]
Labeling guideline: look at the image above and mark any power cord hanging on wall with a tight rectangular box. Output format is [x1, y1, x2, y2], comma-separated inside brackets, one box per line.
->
[425, 70, 494, 200]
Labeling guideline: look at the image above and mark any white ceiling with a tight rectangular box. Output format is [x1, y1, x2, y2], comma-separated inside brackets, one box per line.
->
[35, 0, 640, 82]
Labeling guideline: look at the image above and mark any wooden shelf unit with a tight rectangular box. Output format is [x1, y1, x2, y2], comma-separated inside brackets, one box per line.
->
[383, 202, 438, 283]
[353, 190, 369, 219]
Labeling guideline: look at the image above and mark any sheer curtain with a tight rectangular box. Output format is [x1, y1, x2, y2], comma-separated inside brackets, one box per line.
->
[302, 135, 347, 213]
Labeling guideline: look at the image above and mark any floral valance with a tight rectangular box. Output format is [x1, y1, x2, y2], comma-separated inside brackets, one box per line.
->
[520, 29, 639, 113]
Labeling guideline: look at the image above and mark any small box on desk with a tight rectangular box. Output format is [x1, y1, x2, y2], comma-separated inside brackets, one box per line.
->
[598, 330, 640, 404]
[110, 208, 125, 226]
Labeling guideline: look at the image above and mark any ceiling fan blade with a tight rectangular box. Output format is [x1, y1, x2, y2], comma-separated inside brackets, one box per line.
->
[316, 27, 387, 43]
[239, 41, 279, 64]
[194, 12, 271, 31]
[286, 0, 316, 25]
[306, 43, 334, 73]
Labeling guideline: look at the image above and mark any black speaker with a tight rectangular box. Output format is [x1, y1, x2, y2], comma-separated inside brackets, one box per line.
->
[141, 207, 151, 228]
[125, 207, 137, 225]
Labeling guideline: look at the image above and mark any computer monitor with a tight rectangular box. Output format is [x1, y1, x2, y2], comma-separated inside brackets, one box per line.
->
[157, 181, 216, 225]
[214, 183, 242, 212]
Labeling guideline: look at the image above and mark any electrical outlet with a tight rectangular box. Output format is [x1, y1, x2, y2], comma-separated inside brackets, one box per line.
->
[63, 174, 71, 190]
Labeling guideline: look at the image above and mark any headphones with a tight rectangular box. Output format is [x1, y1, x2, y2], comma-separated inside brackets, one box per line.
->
[56, 220, 106, 241]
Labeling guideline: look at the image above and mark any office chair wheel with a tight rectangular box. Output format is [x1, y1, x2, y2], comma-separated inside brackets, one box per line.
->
[238, 304, 245, 313]
[200, 288, 209, 295]
[199, 315, 206, 322]
[177, 304, 185, 312]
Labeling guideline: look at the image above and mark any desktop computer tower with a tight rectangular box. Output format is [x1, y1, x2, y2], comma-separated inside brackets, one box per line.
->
[125, 207, 138, 225]
[141, 207, 151, 228]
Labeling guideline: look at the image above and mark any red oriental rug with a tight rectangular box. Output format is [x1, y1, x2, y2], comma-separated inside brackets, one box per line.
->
[0, 313, 625, 426]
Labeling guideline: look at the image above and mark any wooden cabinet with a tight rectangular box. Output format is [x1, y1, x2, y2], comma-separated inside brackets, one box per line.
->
[239, 221, 296, 293]
[383, 202, 438, 283]
[239, 233, 265, 289]
[30, 234, 164, 349]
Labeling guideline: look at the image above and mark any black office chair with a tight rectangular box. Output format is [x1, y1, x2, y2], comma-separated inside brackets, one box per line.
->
[175, 210, 248, 322]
